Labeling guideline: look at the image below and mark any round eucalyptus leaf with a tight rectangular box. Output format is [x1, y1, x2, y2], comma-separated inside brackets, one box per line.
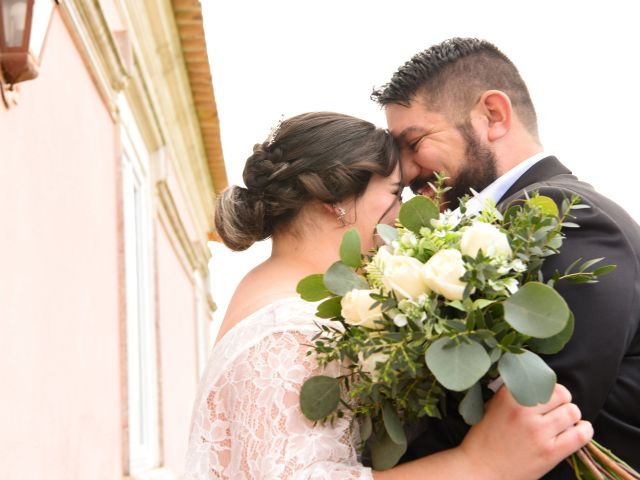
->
[369, 426, 407, 471]
[299, 375, 340, 421]
[316, 296, 343, 319]
[296, 274, 331, 301]
[398, 196, 439, 233]
[376, 224, 399, 245]
[498, 350, 556, 406]
[459, 382, 484, 425]
[382, 402, 406, 445]
[527, 196, 559, 217]
[340, 228, 362, 268]
[503, 282, 569, 338]
[323, 261, 368, 296]
[360, 415, 373, 442]
[527, 312, 575, 355]
[425, 338, 491, 391]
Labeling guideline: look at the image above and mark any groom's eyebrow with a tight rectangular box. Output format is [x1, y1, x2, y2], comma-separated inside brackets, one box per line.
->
[396, 126, 428, 143]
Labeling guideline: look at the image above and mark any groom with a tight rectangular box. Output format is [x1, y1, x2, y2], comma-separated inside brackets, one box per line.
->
[373, 38, 640, 477]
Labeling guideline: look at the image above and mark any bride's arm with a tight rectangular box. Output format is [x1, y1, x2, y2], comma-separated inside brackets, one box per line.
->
[206, 327, 591, 479]
[375, 384, 593, 480]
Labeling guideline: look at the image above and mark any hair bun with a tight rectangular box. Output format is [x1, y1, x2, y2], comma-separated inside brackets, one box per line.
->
[214, 186, 269, 251]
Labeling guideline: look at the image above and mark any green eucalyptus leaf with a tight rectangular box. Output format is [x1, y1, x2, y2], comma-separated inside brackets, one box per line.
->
[398, 196, 439, 233]
[459, 382, 484, 425]
[425, 338, 491, 391]
[527, 312, 574, 355]
[316, 296, 343, 319]
[369, 426, 407, 471]
[376, 224, 399, 245]
[503, 282, 569, 338]
[498, 350, 556, 406]
[360, 415, 373, 442]
[593, 264, 617, 277]
[473, 299, 497, 310]
[382, 402, 406, 445]
[340, 228, 362, 268]
[323, 261, 368, 296]
[299, 375, 341, 420]
[527, 196, 559, 217]
[297, 274, 331, 301]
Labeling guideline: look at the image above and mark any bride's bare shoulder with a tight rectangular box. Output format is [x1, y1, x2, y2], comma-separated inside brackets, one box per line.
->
[216, 263, 297, 342]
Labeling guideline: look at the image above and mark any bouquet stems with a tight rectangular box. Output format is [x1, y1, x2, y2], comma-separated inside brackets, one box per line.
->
[569, 440, 640, 479]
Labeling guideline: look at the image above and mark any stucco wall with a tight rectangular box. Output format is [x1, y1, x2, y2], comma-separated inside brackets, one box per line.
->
[156, 220, 198, 475]
[0, 10, 123, 479]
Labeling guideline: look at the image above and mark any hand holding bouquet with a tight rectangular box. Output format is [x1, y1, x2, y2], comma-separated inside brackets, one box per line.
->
[297, 181, 637, 479]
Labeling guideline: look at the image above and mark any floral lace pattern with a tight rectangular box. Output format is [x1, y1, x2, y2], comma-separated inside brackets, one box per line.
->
[184, 298, 373, 480]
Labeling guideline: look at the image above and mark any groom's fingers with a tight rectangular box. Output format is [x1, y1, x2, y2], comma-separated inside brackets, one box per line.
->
[552, 420, 594, 457]
[541, 402, 583, 436]
[532, 383, 573, 415]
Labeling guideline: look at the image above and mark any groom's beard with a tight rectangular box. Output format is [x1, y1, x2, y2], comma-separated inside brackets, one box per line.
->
[444, 122, 498, 209]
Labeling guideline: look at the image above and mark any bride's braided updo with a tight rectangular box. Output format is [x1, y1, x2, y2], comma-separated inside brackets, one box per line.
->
[215, 112, 399, 251]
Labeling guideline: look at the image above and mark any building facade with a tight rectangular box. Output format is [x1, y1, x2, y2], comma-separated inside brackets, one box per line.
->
[0, 0, 225, 478]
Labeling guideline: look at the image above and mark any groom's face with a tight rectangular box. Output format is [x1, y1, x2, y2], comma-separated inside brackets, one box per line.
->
[385, 98, 498, 209]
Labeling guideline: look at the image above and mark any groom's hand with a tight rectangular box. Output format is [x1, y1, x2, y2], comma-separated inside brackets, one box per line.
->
[460, 384, 593, 480]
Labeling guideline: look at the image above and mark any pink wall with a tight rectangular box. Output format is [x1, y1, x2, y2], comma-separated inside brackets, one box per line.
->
[0, 10, 122, 479]
[156, 221, 198, 474]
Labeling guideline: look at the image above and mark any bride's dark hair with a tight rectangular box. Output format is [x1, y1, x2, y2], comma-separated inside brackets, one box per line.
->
[215, 112, 399, 251]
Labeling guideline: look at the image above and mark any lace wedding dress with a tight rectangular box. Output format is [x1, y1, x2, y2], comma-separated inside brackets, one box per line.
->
[184, 297, 373, 479]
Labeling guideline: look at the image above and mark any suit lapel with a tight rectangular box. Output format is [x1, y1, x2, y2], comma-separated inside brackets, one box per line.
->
[498, 156, 572, 203]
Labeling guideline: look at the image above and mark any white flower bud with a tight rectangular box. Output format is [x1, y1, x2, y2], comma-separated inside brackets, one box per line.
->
[341, 289, 384, 329]
[382, 254, 431, 300]
[393, 314, 408, 327]
[358, 351, 388, 382]
[460, 221, 512, 259]
[423, 249, 467, 300]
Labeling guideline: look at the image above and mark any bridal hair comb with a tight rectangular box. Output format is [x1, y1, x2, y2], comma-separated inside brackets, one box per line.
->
[266, 114, 285, 147]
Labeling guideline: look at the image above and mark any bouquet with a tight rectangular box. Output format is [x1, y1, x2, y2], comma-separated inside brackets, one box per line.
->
[297, 179, 638, 479]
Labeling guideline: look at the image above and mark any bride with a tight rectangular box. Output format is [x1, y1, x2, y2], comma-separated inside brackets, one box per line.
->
[184, 112, 592, 479]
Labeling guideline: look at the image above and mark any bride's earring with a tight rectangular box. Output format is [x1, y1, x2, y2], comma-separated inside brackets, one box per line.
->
[333, 204, 348, 227]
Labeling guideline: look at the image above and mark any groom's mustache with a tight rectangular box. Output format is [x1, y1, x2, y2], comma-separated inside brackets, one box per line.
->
[409, 175, 438, 198]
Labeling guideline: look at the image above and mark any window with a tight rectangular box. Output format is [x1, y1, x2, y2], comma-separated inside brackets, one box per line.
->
[121, 99, 160, 473]
[194, 271, 213, 376]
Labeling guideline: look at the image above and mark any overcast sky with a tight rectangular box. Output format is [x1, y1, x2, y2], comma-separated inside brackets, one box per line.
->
[201, 0, 640, 333]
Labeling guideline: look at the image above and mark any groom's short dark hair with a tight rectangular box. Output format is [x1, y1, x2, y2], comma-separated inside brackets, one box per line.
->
[372, 37, 539, 137]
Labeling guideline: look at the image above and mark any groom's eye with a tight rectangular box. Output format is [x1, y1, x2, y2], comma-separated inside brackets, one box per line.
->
[408, 136, 425, 152]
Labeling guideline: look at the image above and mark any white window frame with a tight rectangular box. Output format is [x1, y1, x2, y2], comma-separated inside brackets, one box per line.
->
[120, 97, 160, 474]
[194, 271, 212, 376]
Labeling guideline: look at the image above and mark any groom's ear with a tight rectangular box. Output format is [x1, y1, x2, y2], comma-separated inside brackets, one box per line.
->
[471, 90, 512, 142]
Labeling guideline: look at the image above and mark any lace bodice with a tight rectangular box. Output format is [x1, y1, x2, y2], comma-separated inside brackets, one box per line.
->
[184, 297, 373, 479]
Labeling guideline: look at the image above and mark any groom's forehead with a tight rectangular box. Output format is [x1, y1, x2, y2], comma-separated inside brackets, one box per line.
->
[385, 103, 440, 138]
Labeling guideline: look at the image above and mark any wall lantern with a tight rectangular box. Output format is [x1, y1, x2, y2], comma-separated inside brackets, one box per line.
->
[0, 0, 55, 85]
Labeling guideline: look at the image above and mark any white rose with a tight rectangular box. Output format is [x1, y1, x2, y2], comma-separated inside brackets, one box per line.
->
[423, 249, 467, 300]
[358, 351, 389, 382]
[341, 289, 384, 329]
[460, 221, 512, 259]
[382, 255, 431, 300]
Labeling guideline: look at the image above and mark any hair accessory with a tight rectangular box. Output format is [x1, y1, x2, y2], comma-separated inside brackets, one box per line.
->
[266, 114, 285, 147]
[333, 204, 348, 226]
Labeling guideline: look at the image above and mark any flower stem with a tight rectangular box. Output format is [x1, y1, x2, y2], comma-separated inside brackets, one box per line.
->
[586, 442, 640, 480]
[576, 447, 605, 479]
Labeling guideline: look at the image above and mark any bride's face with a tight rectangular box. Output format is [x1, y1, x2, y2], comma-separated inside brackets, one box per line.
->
[351, 165, 403, 253]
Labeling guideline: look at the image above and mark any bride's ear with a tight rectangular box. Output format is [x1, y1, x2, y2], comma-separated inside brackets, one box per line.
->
[322, 203, 335, 216]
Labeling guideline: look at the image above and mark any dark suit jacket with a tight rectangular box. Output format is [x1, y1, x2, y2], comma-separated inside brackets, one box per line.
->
[402, 157, 640, 478]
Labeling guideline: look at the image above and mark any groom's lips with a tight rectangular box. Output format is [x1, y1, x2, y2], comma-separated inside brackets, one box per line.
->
[410, 175, 436, 197]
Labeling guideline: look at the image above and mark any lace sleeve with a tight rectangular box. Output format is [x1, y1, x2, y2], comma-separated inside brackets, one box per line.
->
[187, 328, 374, 480]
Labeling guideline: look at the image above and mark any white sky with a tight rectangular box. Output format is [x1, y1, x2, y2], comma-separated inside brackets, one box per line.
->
[201, 0, 640, 334]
